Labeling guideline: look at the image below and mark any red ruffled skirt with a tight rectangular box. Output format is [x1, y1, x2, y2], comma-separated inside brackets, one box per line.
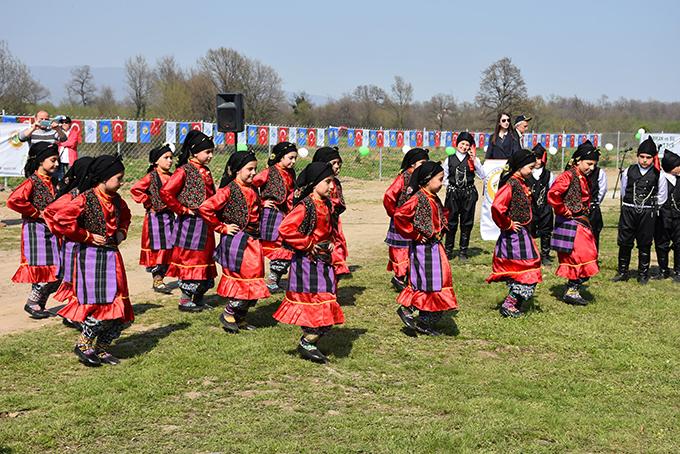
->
[397, 243, 458, 312]
[12, 231, 59, 283]
[262, 238, 294, 261]
[166, 234, 217, 281]
[387, 246, 409, 277]
[217, 236, 270, 300]
[139, 213, 173, 267]
[556, 224, 599, 280]
[274, 291, 345, 328]
[332, 218, 350, 275]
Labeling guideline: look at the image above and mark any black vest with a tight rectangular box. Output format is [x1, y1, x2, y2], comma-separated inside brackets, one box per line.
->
[665, 178, 680, 214]
[447, 154, 475, 189]
[587, 167, 600, 205]
[527, 168, 551, 207]
[623, 165, 659, 207]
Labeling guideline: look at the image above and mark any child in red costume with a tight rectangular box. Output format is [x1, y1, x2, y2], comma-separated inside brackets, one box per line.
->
[273, 162, 343, 364]
[55, 155, 132, 367]
[394, 161, 458, 336]
[383, 148, 429, 291]
[252, 141, 298, 292]
[7, 142, 61, 319]
[160, 130, 217, 312]
[199, 151, 270, 333]
[487, 149, 543, 318]
[130, 143, 176, 294]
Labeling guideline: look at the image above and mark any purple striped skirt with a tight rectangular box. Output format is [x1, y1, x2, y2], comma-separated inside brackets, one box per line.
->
[551, 216, 579, 253]
[409, 242, 443, 292]
[494, 226, 539, 260]
[22, 220, 60, 266]
[58, 240, 79, 283]
[214, 231, 249, 273]
[172, 214, 208, 251]
[148, 211, 175, 251]
[385, 219, 410, 248]
[75, 245, 118, 305]
[259, 207, 283, 242]
[287, 251, 336, 294]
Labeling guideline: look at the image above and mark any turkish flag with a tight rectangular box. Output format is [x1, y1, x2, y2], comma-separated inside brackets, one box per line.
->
[452, 132, 459, 146]
[191, 122, 202, 132]
[593, 134, 599, 147]
[376, 130, 384, 147]
[416, 131, 423, 147]
[151, 118, 164, 136]
[355, 129, 363, 146]
[278, 127, 288, 143]
[478, 133, 485, 148]
[307, 128, 317, 147]
[544, 134, 550, 147]
[557, 134, 563, 148]
[396, 131, 404, 147]
[434, 131, 441, 147]
[112, 120, 125, 142]
[225, 132, 235, 145]
[71, 120, 84, 144]
[17, 116, 33, 124]
[257, 126, 269, 145]
[568, 135, 575, 147]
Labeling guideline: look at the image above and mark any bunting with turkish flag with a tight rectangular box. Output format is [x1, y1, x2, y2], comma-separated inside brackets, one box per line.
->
[71, 120, 83, 143]
[377, 130, 384, 147]
[355, 129, 363, 147]
[225, 132, 235, 145]
[112, 120, 125, 142]
[278, 127, 288, 143]
[257, 126, 269, 145]
[151, 118, 163, 136]
[397, 131, 404, 147]
[416, 130, 424, 147]
[191, 122, 202, 132]
[307, 128, 316, 147]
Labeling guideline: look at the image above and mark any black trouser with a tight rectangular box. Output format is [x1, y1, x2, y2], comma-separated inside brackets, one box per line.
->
[654, 207, 680, 273]
[444, 186, 477, 254]
[617, 205, 656, 275]
[532, 203, 554, 257]
[588, 205, 604, 251]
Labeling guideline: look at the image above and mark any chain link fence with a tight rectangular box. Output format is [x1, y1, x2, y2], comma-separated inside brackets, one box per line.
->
[1, 112, 649, 188]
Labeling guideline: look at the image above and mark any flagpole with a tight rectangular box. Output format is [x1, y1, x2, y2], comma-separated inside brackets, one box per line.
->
[379, 127, 383, 180]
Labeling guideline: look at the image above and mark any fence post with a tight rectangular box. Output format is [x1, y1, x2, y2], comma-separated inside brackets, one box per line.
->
[561, 130, 565, 169]
[616, 131, 621, 168]
[379, 127, 383, 180]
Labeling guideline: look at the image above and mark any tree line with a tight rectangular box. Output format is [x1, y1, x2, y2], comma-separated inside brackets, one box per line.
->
[1, 41, 679, 132]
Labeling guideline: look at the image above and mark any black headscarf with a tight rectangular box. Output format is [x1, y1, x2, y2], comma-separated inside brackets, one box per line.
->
[662, 150, 680, 173]
[78, 155, 125, 192]
[219, 151, 257, 188]
[23, 142, 59, 177]
[177, 130, 214, 167]
[456, 131, 475, 147]
[406, 160, 444, 198]
[498, 148, 536, 188]
[312, 146, 342, 164]
[293, 162, 334, 205]
[147, 143, 175, 173]
[269, 141, 298, 166]
[400, 148, 429, 171]
[566, 140, 600, 170]
[638, 136, 658, 156]
[57, 156, 94, 198]
[532, 143, 546, 161]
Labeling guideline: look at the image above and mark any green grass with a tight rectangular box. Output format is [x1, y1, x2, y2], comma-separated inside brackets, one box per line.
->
[1, 210, 679, 453]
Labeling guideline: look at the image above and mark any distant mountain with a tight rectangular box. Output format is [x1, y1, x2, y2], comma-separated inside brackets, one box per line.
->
[30, 65, 333, 107]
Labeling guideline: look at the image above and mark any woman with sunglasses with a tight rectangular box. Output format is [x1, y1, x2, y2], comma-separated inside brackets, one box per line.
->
[485, 112, 514, 160]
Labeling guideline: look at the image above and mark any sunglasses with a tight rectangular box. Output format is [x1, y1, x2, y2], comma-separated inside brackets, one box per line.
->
[500, 118, 509, 123]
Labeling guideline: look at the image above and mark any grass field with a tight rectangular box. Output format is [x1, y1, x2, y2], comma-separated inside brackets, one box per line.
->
[1, 206, 679, 453]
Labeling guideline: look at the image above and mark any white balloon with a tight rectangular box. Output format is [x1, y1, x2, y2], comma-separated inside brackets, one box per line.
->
[605, 143, 614, 151]
[548, 146, 558, 155]
[483, 145, 488, 152]
[638, 128, 646, 135]
[402, 145, 410, 154]
[297, 147, 309, 158]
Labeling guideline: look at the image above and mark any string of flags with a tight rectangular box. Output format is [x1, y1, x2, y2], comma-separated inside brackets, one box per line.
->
[0, 115, 602, 150]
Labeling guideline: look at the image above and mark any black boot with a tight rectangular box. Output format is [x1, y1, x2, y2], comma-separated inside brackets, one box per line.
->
[638, 248, 651, 285]
[391, 275, 407, 292]
[673, 249, 680, 283]
[540, 235, 553, 265]
[297, 336, 327, 364]
[611, 246, 632, 282]
[396, 305, 417, 330]
[652, 249, 671, 280]
[445, 232, 456, 260]
[458, 232, 470, 262]
[563, 282, 588, 306]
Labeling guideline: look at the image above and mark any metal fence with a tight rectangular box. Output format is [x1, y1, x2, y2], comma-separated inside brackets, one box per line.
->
[1, 112, 648, 186]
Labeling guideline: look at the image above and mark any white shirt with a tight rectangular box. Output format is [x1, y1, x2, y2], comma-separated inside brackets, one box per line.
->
[442, 152, 485, 186]
[531, 167, 556, 187]
[620, 164, 667, 206]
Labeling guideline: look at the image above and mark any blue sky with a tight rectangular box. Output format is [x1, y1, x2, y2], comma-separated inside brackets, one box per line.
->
[3, 0, 679, 103]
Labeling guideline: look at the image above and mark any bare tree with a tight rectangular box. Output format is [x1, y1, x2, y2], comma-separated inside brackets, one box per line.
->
[152, 56, 192, 118]
[389, 76, 413, 129]
[65, 65, 96, 106]
[0, 40, 48, 111]
[425, 94, 457, 130]
[290, 92, 315, 125]
[125, 55, 154, 118]
[352, 85, 387, 127]
[198, 47, 285, 122]
[476, 57, 528, 119]
[93, 85, 117, 115]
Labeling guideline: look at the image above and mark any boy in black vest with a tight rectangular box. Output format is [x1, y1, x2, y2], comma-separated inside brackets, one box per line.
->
[586, 160, 607, 250]
[612, 137, 667, 284]
[527, 144, 555, 264]
[443, 131, 485, 260]
[653, 150, 680, 282]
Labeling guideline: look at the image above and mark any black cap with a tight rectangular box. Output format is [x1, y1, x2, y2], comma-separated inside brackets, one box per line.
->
[514, 115, 532, 125]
